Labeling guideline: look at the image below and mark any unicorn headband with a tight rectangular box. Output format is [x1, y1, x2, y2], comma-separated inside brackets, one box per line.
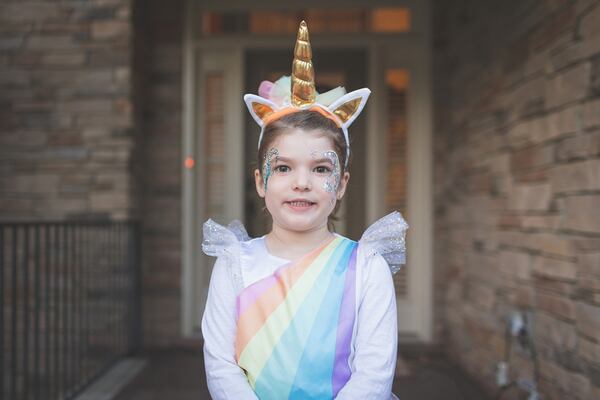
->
[243, 21, 370, 167]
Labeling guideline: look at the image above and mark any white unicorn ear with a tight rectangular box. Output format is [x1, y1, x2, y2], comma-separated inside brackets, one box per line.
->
[244, 94, 279, 127]
[327, 88, 371, 128]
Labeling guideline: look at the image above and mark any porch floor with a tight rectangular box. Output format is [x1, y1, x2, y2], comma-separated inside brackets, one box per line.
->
[111, 346, 491, 400]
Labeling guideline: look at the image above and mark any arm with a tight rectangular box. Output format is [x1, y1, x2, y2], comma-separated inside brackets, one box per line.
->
[335, 254, 398, 399]
[202, 257, 259, 400]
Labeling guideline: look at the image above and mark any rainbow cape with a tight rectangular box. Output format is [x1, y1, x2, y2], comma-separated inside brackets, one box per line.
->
[235, 236, 358, 399]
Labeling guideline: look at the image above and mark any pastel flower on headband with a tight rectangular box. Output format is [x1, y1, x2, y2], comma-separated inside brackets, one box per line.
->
[243, 20, 371, 167]
[258, 76, 349, 109]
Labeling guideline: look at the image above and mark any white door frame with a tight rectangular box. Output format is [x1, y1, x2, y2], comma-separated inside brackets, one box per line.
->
[181, 0, 433, 342]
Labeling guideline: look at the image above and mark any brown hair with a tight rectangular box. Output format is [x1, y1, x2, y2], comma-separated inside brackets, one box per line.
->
[256, 110, 350, 229]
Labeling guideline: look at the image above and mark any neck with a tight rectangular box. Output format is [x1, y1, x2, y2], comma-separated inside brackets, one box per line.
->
[266, 222, 334, 260]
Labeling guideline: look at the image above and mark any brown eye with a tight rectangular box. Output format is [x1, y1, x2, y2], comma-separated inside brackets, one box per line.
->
[275, 165, 290, 173]
[314, 166, 331, 174]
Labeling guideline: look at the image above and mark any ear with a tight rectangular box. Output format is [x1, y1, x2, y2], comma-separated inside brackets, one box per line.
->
[244, 94, 278, 127]
[254, 168, 265, 198]
[336, 172, 350, 200]
[327, 88, 371, 128]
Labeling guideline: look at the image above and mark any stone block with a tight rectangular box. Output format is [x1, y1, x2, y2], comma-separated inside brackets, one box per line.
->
[82, 127, 112, 142]
[511, 144, 554, 171]
[546, 104, 582, 140]
[592, 55, 600, 95]
[521, 215, 561, 230]
[1, 174, 59, 195]
[466, 282, 496, 311]
[580, 3, 600, 58]
[507, 182, 552, 211]
[583, 98, 600, 129]
[0, 3, 60, 21]
[498, 231, 573, 257]
[90, 192, 129, 211]
[556, 132, 596, 162]
[545, 62, 591, 109]
[579, 253, 600, 276]
[91, 20, 130, 40]
[59, 174, 92, 195]
[25, 35, 77, 50]
[0, 130, 47, 146]
[507, 284, 535, 307]
[571, 237, 600, 252]
[532, 256, 577, 281]
[48, 132, 83, 146]
[575, 302, 600, 340]
[563, 195, 600, 233]
[507, 116, 547, 148]
[59, 99, 113, 113]
[536, 292, 576, 320]
[38, 197, 88, 214]
[577, 337, 600, 364]
[499, 250, 532, 280]
[41, 52, 86, 66]
[549, 39, 585, 73]
[0, 198, 35, 214]
[41, 147, 88, 161]
[579, 273, 600, 292]
[534, 276, 573, 296]
[0, 36, 24, 50]
[94, 172, 130, 191]
[550, 159, 600, 193]
[76, 113, 132, 129]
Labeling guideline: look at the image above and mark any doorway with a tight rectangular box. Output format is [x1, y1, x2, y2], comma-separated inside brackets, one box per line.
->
[182, 0, 434, 343]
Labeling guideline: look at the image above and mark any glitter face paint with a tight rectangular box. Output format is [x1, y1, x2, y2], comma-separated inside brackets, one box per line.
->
[262, 147, 279, 191]
[310, 149, 341, 206]
[321, 150, 341, 193]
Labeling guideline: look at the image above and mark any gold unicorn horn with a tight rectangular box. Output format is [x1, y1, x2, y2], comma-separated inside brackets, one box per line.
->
[291, 20, 316, 107]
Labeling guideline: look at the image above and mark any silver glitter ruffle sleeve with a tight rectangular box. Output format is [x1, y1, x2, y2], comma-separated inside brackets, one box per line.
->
[358, 211, 409, 274]
[202, 219, 250, 292]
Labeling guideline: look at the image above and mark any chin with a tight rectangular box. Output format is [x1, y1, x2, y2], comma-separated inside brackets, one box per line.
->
[275, 216, 322, 233]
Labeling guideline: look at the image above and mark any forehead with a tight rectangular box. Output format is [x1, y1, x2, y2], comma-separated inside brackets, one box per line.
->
[270, 129, 335, 155]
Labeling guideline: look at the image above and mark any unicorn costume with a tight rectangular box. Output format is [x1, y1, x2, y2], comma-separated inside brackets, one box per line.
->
[201, 21, 408, 400]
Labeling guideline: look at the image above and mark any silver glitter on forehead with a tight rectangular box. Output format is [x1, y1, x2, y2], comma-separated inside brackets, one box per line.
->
[262, 147, 279, 191]
[311, 150, 341, 194]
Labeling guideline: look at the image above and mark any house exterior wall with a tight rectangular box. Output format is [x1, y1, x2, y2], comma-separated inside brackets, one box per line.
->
[0, 0, 185, 347]
[136, 0, 185, 347]
[433, 1, 600, 398]
[0, 0, 136, 220]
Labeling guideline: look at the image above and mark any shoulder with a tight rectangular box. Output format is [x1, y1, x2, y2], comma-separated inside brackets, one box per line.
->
[202, 219, 251, 258]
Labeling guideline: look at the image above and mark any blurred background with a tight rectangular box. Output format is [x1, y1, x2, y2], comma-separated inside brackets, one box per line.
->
[1, 0, 600, 399]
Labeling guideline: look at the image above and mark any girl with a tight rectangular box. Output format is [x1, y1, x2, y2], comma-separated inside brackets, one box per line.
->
[202, 21, 407, 400]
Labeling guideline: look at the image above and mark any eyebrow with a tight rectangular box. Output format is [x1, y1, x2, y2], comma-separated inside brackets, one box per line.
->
[273, 156, 334, 164]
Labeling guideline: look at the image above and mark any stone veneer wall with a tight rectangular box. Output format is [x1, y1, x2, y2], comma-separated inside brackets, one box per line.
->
[0, 0, 136, 220]
[434, 1, 600, 398]
[136, 0, 184, 346]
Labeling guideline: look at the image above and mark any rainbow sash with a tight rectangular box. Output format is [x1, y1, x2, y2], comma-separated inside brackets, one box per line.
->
[236, 236, 358, 399]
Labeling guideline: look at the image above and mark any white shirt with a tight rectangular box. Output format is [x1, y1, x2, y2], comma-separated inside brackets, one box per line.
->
[201, 236, 398, 399]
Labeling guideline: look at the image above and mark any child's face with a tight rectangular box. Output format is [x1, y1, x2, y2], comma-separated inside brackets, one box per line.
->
[254, 129, 350, 234]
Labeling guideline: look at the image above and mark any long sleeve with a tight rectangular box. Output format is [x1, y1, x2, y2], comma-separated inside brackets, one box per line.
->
[202, 256, 258, 400]
[335, 254, 398, 399]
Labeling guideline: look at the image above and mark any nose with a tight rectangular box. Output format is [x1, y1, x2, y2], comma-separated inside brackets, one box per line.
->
[292, 169, 312, 191]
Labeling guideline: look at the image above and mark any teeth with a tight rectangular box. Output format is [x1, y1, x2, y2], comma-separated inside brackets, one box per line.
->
[289, 201, 312, 207]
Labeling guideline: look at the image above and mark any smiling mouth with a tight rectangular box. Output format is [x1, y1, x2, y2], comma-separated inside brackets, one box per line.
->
[286, 200, 316, 208]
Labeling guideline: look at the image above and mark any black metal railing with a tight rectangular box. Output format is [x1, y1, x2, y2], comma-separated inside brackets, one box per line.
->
[1, 220, 141, 400]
